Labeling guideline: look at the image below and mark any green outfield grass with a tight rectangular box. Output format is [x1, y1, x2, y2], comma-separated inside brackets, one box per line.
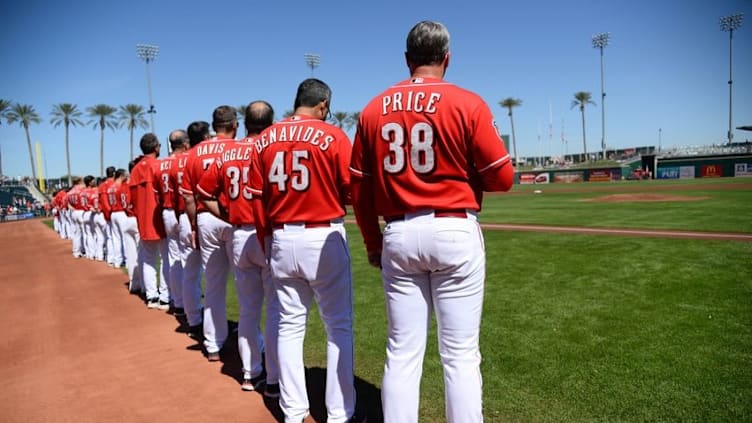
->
[482, 178, 752, 233]
[46, 177, 752, 421]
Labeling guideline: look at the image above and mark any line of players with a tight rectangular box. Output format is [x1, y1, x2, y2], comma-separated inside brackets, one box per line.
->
[50, 100, 315, 415]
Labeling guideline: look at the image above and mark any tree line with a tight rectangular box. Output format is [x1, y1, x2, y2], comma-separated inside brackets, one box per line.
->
[0, 100, 364, 185]
[3, 93, 601, 182]
[0, 100, 150, 185]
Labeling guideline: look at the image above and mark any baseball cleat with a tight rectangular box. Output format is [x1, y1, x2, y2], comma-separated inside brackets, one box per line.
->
[147, 299, 160, 309]
[157, 301, 170, 311]
[207, 351, 220, 362]
[241, 371, 266, 391]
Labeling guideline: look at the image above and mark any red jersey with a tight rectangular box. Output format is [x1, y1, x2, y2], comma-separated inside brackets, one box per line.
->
[98, 179, 114, 219]
[108, 181, 125, 213]
[67, 186, 86, 211]
[129, 155, 165, 240]
[248, 116, 351, 225]
[120, 180, 134, 217]
[179, 138, 237, 214]
[169, 151, 189, 214]
[156, 155, 179, 210]
[350, 77, 513, 251]
[54, 190, 67, 210]
[196, 138, 256, 225]
[86, 187, 100, 211]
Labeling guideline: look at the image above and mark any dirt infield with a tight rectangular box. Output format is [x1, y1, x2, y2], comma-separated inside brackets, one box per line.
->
[0, 220, 281, 423]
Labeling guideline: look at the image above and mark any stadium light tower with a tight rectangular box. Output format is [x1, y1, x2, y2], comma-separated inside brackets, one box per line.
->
[720, 13, 743, 145]
[136, 43, 159, 134]
[592, 32, 610, 161]
[304, 53, 321, 76]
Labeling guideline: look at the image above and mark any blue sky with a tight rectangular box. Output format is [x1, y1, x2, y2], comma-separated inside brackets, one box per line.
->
[1, 0, 750, 178]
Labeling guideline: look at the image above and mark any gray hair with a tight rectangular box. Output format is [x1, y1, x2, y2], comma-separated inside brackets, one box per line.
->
[406, 21, 450, 66]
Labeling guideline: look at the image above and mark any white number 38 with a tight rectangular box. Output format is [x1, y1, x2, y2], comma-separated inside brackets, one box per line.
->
[381, 122, 435, 174]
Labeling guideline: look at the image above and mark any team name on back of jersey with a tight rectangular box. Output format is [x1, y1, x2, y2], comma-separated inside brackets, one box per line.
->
[257, 124, 332, 153]
[221, 145, 253, 162]
[196, 142, 226, 156]
[382, 90, 441, 115]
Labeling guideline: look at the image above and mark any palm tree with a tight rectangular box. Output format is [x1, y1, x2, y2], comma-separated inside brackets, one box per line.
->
[330, 111, 349, 128]
[50, 103, 84, 186]
[0, 99, 11, 124]
[499, 98, 522, 166]
[5, 103, 42, 181]
[237, 104, 247, 123]
[571, 92, 596, 162]
[117, 104, 148, 161]
[87, 104, 118, 177]
[345, 111, 360, 131]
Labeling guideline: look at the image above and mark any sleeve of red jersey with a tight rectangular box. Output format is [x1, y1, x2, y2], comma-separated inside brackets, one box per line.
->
[337, 131, 353, 206]
[196, 160, 222, 200]
[179, 157, 194, 196]
[99, 186, 111, 218]
[471, 103, 515, 192]
[350, 129, 383, 253]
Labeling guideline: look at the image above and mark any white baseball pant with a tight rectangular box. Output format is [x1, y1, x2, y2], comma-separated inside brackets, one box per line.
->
[270, 221, 355, 423]
[105, 220, 116, 266]
[232, 225, 279, 384]
[109, 211, 126, 271]
[120, 215, 142, 293]
[140, 239, 169, 303]
[179, 213, 203, 327]
[53, 209, 61, 234]
[197, 212, 233, 354]
[380, 210, 485, 423]
[163, 209, 183, 309]
[82, 210, 95, 259]
[70, 209, 84, 257]
[93, 212, 106, 261]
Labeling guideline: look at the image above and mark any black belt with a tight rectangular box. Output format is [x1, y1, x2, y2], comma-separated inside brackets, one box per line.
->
[384, 209, 468, 223]
[272, 220, 340, 230]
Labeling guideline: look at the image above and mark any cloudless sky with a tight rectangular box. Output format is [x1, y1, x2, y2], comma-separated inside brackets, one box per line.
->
[1, 0, 750, 178]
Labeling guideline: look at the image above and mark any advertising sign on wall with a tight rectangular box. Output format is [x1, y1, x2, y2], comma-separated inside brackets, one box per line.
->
[701, 164, 722, 178]
[657, 167, 680, 179]
[519, 173, 550, 184]
[734, 163, 752, 177]
[589, 169, 612, 182]
[679, 166, 695, 179]
[519, 174, 536, 184]
[554, 172, 584, 183]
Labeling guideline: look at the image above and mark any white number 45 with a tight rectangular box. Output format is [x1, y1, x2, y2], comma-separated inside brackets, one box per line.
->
[268, 150, 310, 191]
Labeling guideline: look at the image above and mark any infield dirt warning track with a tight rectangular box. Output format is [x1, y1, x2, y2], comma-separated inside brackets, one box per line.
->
[0, 219, 281, 423]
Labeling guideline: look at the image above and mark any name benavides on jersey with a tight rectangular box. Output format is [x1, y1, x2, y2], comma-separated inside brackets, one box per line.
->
[255, 124, 334, 153]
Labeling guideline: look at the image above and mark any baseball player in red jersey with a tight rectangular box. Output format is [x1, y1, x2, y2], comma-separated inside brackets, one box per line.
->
[67, 177, 86, 258]
[130, 133, 170, 310]
[99, 167, 116, 266]
[249, 79, 357, 423]
[107, 169, 127, 272]
[120, 162, 143, 294]
[350, 21, 515, 423]
[81, 176, 98, 260]
[197, 101, 279, 395]
[53, 189, 68, 239]
[176, 122, 210, 337]
[156, 131, 190, 316]
[180, 108, 238, 361]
